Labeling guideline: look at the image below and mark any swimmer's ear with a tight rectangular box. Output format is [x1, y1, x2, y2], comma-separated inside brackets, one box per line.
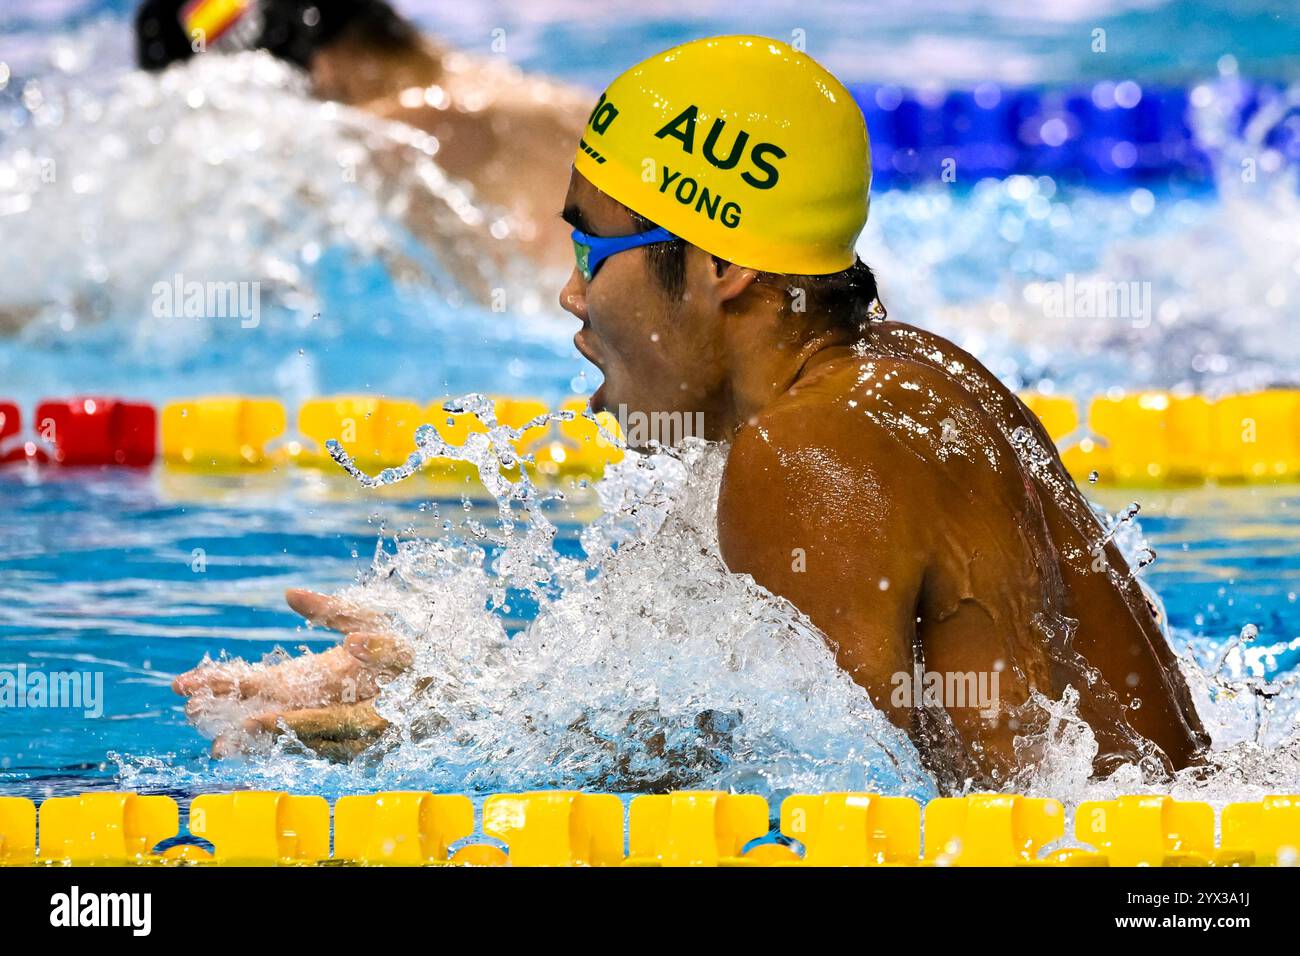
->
[701, 254, 758, 306]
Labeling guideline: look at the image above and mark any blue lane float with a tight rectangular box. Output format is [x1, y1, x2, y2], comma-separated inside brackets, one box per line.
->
[847, 80, 1299, 188]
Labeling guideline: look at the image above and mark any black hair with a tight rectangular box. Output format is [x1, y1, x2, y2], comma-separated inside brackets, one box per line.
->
[134, 0, 417, 72]
[626, 207, 886, 332]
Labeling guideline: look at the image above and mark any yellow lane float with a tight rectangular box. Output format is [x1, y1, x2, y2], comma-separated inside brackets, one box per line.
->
[2, 791, 1299, 866]
[68, 388, 1300, 486]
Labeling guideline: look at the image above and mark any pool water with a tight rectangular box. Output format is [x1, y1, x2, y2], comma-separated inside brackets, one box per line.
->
[1, 466, 1296, 800]
[1, 0, 1299, 805]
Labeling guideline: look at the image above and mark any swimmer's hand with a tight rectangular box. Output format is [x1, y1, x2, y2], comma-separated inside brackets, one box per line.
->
[173, 588, 413, 760]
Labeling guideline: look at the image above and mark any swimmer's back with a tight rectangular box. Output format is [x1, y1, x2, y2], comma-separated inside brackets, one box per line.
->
[719, 323, 1208, 776]
[864, 322, 1209, 767]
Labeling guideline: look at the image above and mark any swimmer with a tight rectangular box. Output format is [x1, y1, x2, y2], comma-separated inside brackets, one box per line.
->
[134, 0, 589, 272]
[175, 36, 1209, 789]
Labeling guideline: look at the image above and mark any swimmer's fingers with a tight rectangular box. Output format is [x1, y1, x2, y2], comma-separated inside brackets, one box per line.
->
[173, 660, 256, 697]
[285, 588, 386, 634]
[344, 631, 414, 677]
[177, 589, 384, 698]
[175, 655, 312, 700]
[177, 645, 362, 706]
[244, 699, 389, 741]
[210, 731, 373, 762]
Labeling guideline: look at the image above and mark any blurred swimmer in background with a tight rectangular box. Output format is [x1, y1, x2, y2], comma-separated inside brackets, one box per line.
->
[134, 0, 589, 272]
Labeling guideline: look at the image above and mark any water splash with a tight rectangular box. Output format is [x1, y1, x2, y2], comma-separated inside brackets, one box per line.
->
[861, 72, 1300, 398]
[127, 407, 938, 802]
[0, 49, 563, 405]
[2, 47, 535, 307]
[119, 398, 1300, 810]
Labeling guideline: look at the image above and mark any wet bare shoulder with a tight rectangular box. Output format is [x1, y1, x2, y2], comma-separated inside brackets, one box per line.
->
[870, 322, 1062, 455]
[786, 348, 1025, 484]
[720, 354, 950, 538]
[723, 366, 909, 528]
[718, 359, 940, 589]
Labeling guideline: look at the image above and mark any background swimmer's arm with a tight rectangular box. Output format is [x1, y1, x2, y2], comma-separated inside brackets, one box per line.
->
[358, 65, 588, 275]
[717, 409, 929, 735]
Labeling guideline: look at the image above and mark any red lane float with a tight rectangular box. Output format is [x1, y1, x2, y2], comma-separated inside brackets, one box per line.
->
[0, 402, 20, 463]
[32, 397, 157, 467]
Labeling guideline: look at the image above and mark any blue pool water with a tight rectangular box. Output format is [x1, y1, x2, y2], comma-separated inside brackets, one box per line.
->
[1, 1, 1299, 803]
[1, 468, 1296, 799]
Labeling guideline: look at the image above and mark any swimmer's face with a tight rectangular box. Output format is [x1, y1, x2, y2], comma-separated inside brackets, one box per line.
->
[558, 170, 729, 433]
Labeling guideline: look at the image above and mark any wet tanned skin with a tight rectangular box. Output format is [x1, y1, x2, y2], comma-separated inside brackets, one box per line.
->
[863, 323, 1209, 777]
[718, 338, 1209, 787]
[558, 169, 1209, 788]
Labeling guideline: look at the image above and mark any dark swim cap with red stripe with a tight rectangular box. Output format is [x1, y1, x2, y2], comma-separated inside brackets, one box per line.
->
[133, 0, 415, 72]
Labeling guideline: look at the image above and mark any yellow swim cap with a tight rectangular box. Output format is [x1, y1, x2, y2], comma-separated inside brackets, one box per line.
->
[574, 35, 871, 276]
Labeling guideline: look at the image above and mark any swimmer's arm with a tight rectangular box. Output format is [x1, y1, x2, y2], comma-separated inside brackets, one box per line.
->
[717, 398, 1034, 778]
[717, 413, 928, 733]
[878, 366, 1058, 774]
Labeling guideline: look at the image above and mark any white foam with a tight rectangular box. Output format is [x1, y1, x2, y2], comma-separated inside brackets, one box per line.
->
[120, 409, 1299, 809]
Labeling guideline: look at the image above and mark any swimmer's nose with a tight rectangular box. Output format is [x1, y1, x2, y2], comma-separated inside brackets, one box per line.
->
[559, 269, 588, 322]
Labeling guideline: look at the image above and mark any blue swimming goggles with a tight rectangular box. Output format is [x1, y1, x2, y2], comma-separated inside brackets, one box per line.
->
[571, 226, 677, 282]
